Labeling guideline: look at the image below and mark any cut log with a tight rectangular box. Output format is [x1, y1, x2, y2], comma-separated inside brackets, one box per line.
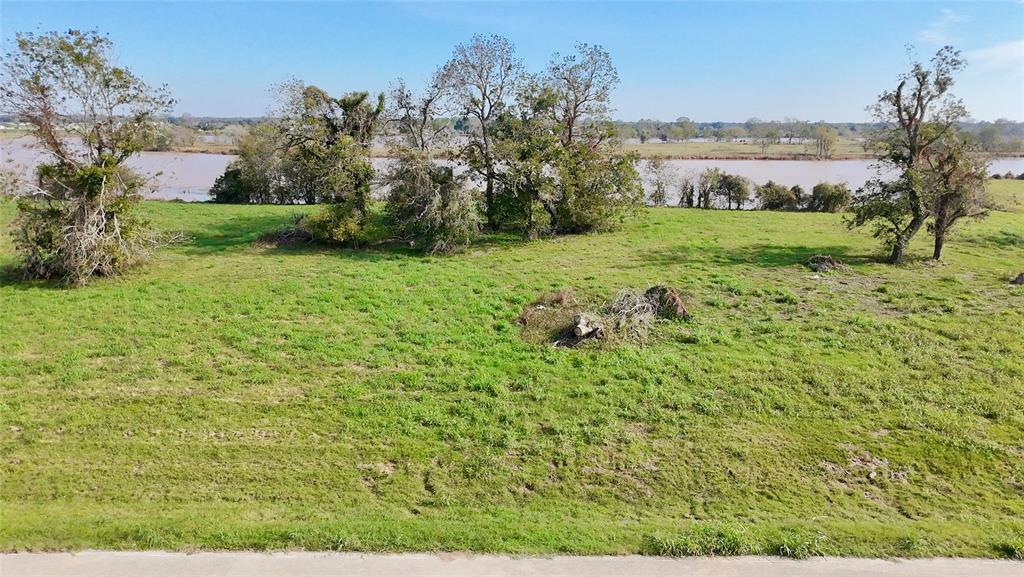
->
[571, 313, 605, 339]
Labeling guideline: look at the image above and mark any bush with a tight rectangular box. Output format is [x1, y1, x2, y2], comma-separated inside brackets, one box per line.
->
[301, 201, 367, 245]
[756, 180, 800, 211]
[13, 184, 154, 285]
[385, 150, 481, 254]
[209, 168, 250, 204]
[549, 145, 643, 233]
[806, 182, 852, 212]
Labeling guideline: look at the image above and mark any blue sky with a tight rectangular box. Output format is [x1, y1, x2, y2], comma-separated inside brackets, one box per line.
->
[3, 1, 1022, 121]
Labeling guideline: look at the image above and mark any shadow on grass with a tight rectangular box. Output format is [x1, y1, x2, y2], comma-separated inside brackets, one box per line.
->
[0, 263, 65, 291]
[958, 230, 1024, 249]
[178, 212, 307, 255]
[639, 243, 881, 269]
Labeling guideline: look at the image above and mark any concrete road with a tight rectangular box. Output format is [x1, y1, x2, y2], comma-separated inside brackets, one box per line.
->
[2, 552, 1022, 577]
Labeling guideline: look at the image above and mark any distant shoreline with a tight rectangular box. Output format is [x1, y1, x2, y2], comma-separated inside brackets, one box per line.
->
[4, 133, 1022, 161]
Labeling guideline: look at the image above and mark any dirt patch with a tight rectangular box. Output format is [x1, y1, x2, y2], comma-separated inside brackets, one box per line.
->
[821, 445, 910, 498]
[517, 288, 584, 346]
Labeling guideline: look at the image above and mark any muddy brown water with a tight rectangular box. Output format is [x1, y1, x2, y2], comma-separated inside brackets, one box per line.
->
[4, 137, 1023, 203]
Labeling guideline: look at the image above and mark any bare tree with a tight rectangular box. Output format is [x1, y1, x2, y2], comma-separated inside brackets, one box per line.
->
[388, 72, 451, 151]
[645, 157, 676, 206]
[546, 43, 619, 146]
[442, 34, 523, 229]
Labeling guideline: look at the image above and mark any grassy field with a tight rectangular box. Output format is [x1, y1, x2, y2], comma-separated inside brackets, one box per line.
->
[625, 139, 871, 159]
[1, 182, 1023, 558]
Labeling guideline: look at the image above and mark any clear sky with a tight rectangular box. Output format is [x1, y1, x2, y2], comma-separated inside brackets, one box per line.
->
[2, 1, 1022, 122]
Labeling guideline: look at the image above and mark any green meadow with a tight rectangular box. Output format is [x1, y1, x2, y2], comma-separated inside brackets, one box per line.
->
[1, 181, 1022, 557]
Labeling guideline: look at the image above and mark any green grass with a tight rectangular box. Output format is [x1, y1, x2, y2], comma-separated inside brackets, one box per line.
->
[625, 139, 871, 159]
[1, 182, 1023, 557]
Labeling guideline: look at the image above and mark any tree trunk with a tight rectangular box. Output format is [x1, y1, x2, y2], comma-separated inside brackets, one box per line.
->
[484, 170, 495, 230]
[931, 204, 950, 261]
[888, 215, 925, 264]
[932, 230, 945, 261]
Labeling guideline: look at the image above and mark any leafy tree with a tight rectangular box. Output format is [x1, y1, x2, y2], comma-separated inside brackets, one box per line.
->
[273, 81, 383, 241]
[385, 149, 481, 254]
[848, 46, 966, 264]
[923, 133, 991, 260]
[806, 182, 852, 213]
[976, 123, 1000, 152]
[491, 80, 562, 237]
[547, 43, 619, 146]
[678, 176, 696, 208]
[212, 123, 286, 204]
[790, 185, 806, 207]
[443, 34, 523, 229]
[812, 124, 839, 159]
[0, 30, 173, 285]
[755, 180, 799, 211]
[695, 167, 722, 209]
[548, 143, 643, 233]
[669, 117, 697, 141]
[209, 168, 249, 204]
[717, 173, 751, 210]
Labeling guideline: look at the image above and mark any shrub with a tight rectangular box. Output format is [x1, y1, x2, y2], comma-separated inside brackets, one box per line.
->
[549, 145, 643, 233]
[385, 150, 481, 254]
[11, 160, 158, 285]
[209, 168, 250, 204]
[806, 182, 852, 212]
[301, 201, 367, 245]
[2, 31, 174, 285]
[756, 180, 800, 211]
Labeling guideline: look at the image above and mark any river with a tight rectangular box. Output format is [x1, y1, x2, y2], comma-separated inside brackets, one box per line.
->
[3, 137, 1023, 203]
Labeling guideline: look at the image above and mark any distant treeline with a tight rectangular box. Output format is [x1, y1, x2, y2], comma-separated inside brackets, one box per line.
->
[5, 112, 1020, 154]
[612, 118, 1024, 153]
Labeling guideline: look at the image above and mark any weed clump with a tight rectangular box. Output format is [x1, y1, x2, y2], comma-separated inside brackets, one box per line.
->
[643, 524, 750, 556]
[806, 254, 845, 273]
[518, 286, 689, 347]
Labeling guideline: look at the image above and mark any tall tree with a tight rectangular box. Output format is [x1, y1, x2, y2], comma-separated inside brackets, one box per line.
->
[695, 167, 722, 209]
[388, 73, 451, 151]
[848, 46, 966, 264]
[274, 80, 383, 211]
[546, 43, 619, 146]
[443, 34, 523, 229]
[812, 124, 839, 159]
[645, 157, 675, 206]
[678, 176, 696, 208]
[0, 30, 173, 284]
